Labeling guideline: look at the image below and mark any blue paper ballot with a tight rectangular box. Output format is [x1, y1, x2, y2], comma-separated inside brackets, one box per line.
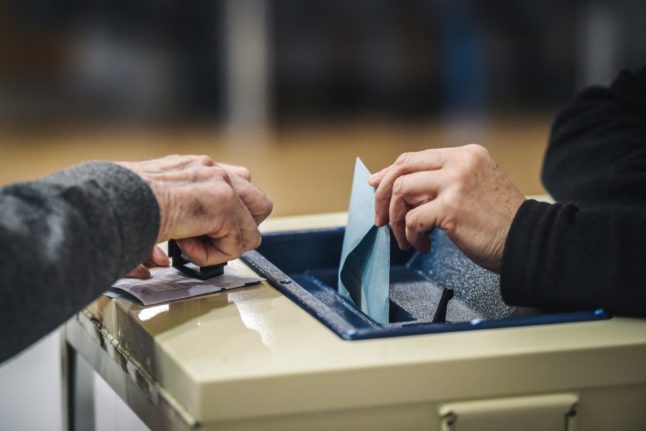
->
[338, 158, 391, 324]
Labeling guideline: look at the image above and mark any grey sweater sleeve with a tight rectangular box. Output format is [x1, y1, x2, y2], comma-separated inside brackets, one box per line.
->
[0, 162, 159, 363]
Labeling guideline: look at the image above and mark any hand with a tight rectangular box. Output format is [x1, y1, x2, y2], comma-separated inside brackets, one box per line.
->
[369, 145, 525, 272]
[118, 155, 273, 266]
[127, 245, 169, 279]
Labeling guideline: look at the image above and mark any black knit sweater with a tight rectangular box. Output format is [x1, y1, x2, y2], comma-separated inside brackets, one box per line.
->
[501, 67, 646, 317]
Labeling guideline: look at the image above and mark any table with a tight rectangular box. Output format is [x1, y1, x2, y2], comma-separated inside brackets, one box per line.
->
[63, 213, 646, 431]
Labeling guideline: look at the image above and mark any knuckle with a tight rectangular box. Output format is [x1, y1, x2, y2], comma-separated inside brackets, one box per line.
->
[238, 166, 251, 180]
[196, 155, 215, 166]
[394, 152, 410, 167]
[392, 177, 406, 197]
[468, 143, 489, 155]
[464, 144, 488, 165]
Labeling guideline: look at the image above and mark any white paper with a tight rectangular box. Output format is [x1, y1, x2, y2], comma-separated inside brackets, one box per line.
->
[109, 266, 263, 306]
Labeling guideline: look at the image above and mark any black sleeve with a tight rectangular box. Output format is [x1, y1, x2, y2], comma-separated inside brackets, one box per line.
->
[502, 67, 646, 317]
[0, 162, 159, 363]
[501, 200, 646, 317]
[542, 67, 646, 207]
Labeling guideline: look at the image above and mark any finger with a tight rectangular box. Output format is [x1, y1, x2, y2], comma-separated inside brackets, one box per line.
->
[177, 200, 258, 266]
[126, 264, 152, 279]
[374, 150, 446, 226]
[174, 201, 242, 266]
[218, 163, 252, 181]
[389, 171, 440, 247]
[368, 167, 388, 187]
[391, 220, 411, 250]
[177, 234, 240, 266]
[218, 195, 262, 255]
[405, 201, 438, 253]
[142, 246, 169, 267]
[238, 215, 263, 252]
[232, 196, 263, 251]
[148, 245, 170, 267]
[226, 173, 273, 224]
[405, 223, 431, 254]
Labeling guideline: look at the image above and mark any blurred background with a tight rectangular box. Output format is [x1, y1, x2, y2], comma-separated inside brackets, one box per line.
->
[1, 0, 646, 216]
[1, 1, 646, 430]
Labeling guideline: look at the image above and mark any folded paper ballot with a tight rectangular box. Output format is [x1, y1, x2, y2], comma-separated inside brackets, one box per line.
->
[338, 158, 391, 324]
[109, 264, 262, 306]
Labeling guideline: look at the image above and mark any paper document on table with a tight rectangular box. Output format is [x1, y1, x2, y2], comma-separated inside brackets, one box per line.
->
[109, 265, 262, 306]
[338, 158, 391, 324]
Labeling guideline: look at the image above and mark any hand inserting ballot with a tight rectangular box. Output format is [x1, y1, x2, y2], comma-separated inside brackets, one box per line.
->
[118, 155, 273, 275]
[369, 145, 525, 273]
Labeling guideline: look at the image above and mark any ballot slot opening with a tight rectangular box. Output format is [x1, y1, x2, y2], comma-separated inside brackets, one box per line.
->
[242, 227, 609, 340]
[250, 227, 507, 326]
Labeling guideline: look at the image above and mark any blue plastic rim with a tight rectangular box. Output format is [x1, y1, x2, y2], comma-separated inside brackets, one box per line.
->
[241, 227, 610, 340]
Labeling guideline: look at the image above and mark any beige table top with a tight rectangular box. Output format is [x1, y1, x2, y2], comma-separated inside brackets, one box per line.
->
[84, 212, 646, 425]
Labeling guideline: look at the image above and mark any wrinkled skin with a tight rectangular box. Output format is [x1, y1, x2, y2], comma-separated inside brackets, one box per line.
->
[118, 155, 273, 278]
[370, 145, 525, 272]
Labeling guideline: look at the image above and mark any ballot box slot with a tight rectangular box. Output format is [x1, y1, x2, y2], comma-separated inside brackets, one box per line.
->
[241, 227, 610, 340]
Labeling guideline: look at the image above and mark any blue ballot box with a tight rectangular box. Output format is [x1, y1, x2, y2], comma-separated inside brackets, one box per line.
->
[242, 226, 609, 340]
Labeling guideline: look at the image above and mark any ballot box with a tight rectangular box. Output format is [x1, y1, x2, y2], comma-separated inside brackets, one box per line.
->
[65, 213, 646, 431]
[243, 227, 607, 340]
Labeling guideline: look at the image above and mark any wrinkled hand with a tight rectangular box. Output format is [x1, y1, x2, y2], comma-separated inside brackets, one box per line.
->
[369, 145, 525, 272]
[118, 155, 273, 267]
